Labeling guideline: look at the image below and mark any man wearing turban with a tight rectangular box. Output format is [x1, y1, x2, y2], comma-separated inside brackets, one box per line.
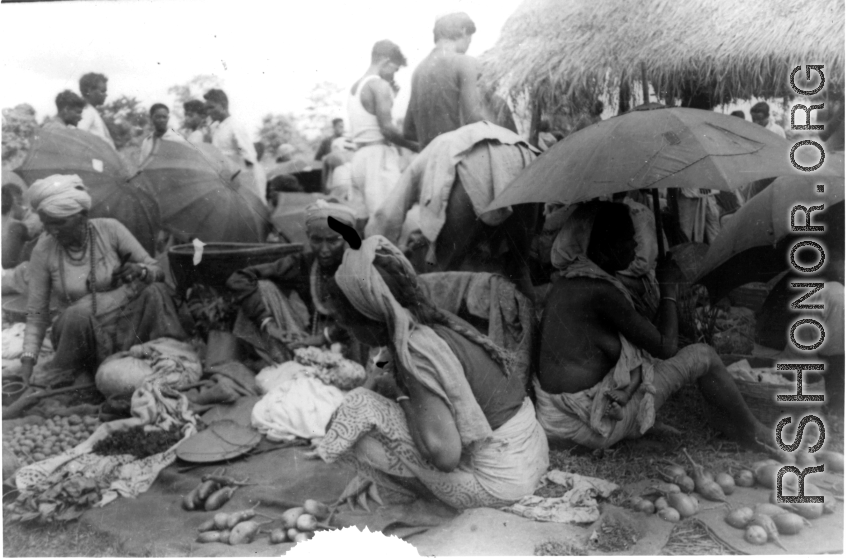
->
[227, 199, 363, 363]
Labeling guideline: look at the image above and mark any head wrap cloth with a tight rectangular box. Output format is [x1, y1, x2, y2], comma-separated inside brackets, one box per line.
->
[550, 203, 599, 272]
[305, 199, 356, 231]
[334, 235, 495, 446]
[29, 174, 91, 218]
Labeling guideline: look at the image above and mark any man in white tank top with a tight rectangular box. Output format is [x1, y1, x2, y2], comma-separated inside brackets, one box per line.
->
[347, 40, 419, 229]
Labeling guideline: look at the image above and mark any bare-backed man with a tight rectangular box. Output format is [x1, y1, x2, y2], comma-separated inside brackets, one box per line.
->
[535, 201, 775, 451]
[404, 12, 485, 149]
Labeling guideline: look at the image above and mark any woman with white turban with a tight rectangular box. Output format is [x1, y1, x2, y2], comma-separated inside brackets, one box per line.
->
[314, 220, 548, 511]
[226, 199, 364, 363]
[19, 175, 187, 388]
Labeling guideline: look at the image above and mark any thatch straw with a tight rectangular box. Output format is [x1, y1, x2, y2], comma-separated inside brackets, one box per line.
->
[481, 0, 844, 111]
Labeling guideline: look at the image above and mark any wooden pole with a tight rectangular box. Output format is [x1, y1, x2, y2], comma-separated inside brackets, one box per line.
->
[651, 189, 666, 260]
[529, 91, 542, 149]
[640, 61, 665, 258]
[640, 62, 650, 104]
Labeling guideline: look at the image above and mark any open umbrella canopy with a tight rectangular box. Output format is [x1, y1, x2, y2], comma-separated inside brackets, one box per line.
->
[486, 106, 838, 212]
[1, 168, 28, 191]
[696, 175, 845, 299]
[15, 127, 160, 255]
[266, 159, 321, 181]
[16, 127, 129, 190]
[134, 140, 269, 243]
[270, 192, 327, 245]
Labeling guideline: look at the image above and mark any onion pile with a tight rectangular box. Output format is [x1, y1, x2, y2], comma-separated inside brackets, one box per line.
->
[5, 415, 100, 465]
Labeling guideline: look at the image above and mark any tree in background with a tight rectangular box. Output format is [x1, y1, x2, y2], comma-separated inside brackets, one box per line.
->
[301, 81, 345, 140]
[2, 104, 38, 167]
[257, 113, 313, 160]
[99, 96, 149, 151]
[168, 74, 223, 125]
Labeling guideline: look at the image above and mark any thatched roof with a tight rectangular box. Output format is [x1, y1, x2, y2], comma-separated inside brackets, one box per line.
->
[481, 0, 844, 112]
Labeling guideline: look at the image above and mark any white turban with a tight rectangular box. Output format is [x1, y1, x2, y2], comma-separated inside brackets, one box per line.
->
[28, 174, 91, 218]
[305, 199, 356, 231]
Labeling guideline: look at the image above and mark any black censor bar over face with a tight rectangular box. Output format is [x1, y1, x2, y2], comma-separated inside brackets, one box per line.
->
[774, 64, 832, 505]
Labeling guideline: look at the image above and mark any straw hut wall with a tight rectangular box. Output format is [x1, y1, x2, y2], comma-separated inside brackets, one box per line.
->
[481, 0, 844, 114]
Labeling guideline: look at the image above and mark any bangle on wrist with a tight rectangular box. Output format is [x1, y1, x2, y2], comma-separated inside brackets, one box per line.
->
[21, 352, 37, 364]
[661, 296, 677, 304]
[323, 327, 332, 344]
[396, 395, 410, 403]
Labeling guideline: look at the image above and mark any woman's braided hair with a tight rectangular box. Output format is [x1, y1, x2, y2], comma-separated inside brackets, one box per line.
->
[326, 245, 515, 374]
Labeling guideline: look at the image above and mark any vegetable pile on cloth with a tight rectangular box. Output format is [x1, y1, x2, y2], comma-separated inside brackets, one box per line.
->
[251, 347, 367, 442]
[95, 337, 202, 399]
[6, 379, 196, 524]
[502, 470, 619, 524]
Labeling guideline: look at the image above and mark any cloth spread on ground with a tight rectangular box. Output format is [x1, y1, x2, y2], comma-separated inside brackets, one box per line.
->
[318, 389, 548, 509]
[416, 272, 534, 386]
[95, 337, 202, 398]
[335, 235, 496, 446]
[503, 469, 619, 524]
[694, 479, 843, 555]
[77, 398, 456, 556]
[10, 380, 196, 523]
[367, 122, 536, 265]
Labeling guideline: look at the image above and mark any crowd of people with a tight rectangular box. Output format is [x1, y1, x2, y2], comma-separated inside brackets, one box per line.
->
[2, 11, 844, 512]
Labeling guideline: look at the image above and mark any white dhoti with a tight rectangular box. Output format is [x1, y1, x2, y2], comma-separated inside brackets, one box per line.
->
[350, 144, 401, 221]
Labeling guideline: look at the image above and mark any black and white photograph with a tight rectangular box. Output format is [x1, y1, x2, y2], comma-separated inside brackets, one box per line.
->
[0, 0, 844, 555]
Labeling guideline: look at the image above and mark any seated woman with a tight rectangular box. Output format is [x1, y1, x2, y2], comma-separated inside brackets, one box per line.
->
[315, 222, 548, 511]
[535, 201, 775, 452]
[226, 200, 363, 364]
[19, 175, 188, 388]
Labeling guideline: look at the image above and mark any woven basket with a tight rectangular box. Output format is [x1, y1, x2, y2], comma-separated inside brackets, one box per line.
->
[718, 354, 826, 427]
[167, 242, 303, 294]
[727, 283, 770, 313]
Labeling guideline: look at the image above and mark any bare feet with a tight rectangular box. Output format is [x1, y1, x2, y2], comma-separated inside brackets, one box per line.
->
[604, 389, 630, 422]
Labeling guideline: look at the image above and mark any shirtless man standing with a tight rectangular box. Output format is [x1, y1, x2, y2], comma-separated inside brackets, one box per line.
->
[404, 12, 485, 149]
[347, 40, 419, 228]
[534, 201, 774, 451]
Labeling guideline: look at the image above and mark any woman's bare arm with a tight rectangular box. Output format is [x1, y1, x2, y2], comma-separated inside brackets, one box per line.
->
[399, 369, 462, 472]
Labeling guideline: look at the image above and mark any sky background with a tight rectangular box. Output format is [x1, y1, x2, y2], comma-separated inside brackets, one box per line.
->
[0, 0, 523, 140]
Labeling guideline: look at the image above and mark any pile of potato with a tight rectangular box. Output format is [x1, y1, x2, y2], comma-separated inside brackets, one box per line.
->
[196, 508, 264, 545]
[194, 498, 330, 546]
[723, 457, 840, 549]
[5, 415, 100, 465]
[630, 450, 740, 523]
[269, 500, 331, 545]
